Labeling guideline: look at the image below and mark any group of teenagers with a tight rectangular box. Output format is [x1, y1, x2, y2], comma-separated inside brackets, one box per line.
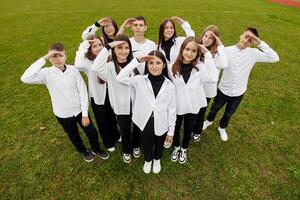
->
[21, 16, 279, 174]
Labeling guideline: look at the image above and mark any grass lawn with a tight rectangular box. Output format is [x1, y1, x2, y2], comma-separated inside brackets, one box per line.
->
[0, 0, 299, 199]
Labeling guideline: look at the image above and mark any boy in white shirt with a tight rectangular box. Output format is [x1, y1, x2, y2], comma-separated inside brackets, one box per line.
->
[21, 43, 109, 162]
[203, 28, 279, 141]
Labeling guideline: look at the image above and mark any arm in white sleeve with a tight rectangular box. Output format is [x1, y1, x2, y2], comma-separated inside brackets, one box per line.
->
[20, 58, 46, 84]
[76, 70, 89, 117]
[181, 21, 195, 37]
[74, 40, 90, 73]
[200, 52, 218, 83]
[167, 84, 176, 136]
[116, 58, 141, 85]
[214, 45, 229, 69]
[91, 47, 110, 81]
[82, 23, 100, 40]
[255, 41, 279, 63]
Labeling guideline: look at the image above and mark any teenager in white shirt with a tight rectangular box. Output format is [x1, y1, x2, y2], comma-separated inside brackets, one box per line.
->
[75, 35, 120, 152]
[21, 43, 109, 162]
[203, 28, 279, 141]
[91, 34, 141, 163]
[157, 16, 195, 64]
[82, 17, 119, 45]
[168, 37, 218, 164]
[192, 25, 229, 142]
[116, 50, 176, 174]
[118, 16, 156, 59]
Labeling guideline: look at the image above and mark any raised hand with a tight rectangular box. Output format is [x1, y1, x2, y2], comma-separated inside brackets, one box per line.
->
[43, 50, 62, 60]
[98, 18, 112, 27]
[123, 18, 136, 28]
[108, 40, 126, 48]
[210, 32, 223, 46]
[191, 42, 209, 54]
[137, 55, 156, 63]
[170, 16, 185, 25]
[248, 32, 261, 45]
[88, 38, 99, 44]
[81, 116, 90, 127]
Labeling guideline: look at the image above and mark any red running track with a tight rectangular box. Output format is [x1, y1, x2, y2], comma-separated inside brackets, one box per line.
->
[270, 0, 300, 8]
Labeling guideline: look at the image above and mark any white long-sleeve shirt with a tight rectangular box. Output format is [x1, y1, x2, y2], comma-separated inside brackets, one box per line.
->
[203, 45, 229, 98]
[91, 47, 133, 115]
[158, 21, 195, 64]
[116, 58, 176, 136]
[74, 40, 107, 105]
[168, 52, 218, 115]
[219, 41, 279, 97]
[130, 38, 156, 58]
[21, 58, 89, 118]
[82, 23, 100, 40]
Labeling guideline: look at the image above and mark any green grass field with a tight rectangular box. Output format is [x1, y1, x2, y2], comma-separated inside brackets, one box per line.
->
[0, 0, 299, 199]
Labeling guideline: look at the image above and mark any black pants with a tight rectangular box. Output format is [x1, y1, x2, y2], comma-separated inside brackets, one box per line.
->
[207, 89, 244, 129]
[173, 113, 197, 149]
[193, 98, 211, 135]
[140, 116, 167, 162]
[56, 112, 101, 153]
[91, 96, 120, 149]
[117, 115, 140, 154]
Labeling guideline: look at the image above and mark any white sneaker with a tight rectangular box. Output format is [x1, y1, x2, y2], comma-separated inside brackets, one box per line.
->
[118, 137, 122, 142]
[202, 120, 213, 130]
[133, 147, 141, 158]
[143, 161, 152, 174]
[171, 146, 181, 162]
[218, 127, 228, 141]
[153, 159, 161, 173]
[179, 148, 187, 164]
[123, 153, 131, 163]
[192, 133, 201, 142]
[107, 147, 115, 152]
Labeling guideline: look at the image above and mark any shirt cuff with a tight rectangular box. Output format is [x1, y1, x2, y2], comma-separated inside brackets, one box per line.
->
[94, 21, 100, 27]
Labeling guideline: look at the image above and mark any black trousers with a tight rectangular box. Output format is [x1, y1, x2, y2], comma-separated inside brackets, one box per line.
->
[173, 113, 197, 149]
[56, 112, 101, 153]
[140, 116, 167, 162]
[207, 89, 244, 129]
[91, 96, 120, 149]
[193, 98, 211, 135]
[117, 115, 140, 154]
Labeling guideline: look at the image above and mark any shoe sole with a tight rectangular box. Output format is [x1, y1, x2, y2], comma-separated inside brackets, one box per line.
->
[92, 151, 110, 160]
[83, 158, 94, 162]
[179, 159, 187, 164]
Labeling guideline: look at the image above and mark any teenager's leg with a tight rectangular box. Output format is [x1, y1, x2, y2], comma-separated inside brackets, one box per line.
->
[132, 123, 141, 149]
[140, 117, 155, 162]
[173, 115, 183, 147]
[207, 89, 229, 122]
[117, 115, 132, 154]
[75, 113, 101, 152]
[219, 94, 244, 129]
[56, 116, 87, 153]
[154, 133, 167, 160]
[105, 91, 120, 143]
[182, 114, 197, 149]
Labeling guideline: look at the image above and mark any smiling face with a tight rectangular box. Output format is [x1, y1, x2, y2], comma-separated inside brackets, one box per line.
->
[114, 42, 130, 63]
[147, 56, 165, 76]
[49, 51, 66, 68]
[163, 21, 175, 41]
[182, 42, 198, 63]
[91, 38, 103, 56]
[201, 31, 215, 47]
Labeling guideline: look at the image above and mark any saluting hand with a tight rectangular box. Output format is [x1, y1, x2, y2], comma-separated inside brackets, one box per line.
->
[81, 116, 90, 127]
[137, 55, 156, 63]
[98, 18, 112, 27]
[123, 18, 136, 28]
[108, 41, 126, 48]
[170, 16, 185, 25]
[248, 32, 261, 45]
[210, 32, 223, 46]
[43, 50, 61, 60]
[191, 42, 209, 54]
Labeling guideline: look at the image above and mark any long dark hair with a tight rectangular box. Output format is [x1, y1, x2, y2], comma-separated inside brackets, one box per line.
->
[102, 17, 119, 45]
[111, 34, 135, 75]
[144, 50, 170, 80]
[157, 19, 177, 51]
[199, 25, 220, 60]
[85, 35, 104, 61]
[172, 36, 201, 77]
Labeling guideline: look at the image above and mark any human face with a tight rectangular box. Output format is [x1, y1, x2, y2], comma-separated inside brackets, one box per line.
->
[114, 42, 130, 63]
[182, 42, 198, 64]
[201, 31, 214, 47]
[239, 31, 254, 47]
[49, 51, 66, 68]
[132, 20, 146, 36]
[104, 23, 116, 38]
[163, 21, 175, 41]
[91, 39, 103, 56]
[147, 56, 165, 76]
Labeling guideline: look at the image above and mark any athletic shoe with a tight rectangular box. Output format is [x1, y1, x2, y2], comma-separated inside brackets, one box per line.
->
[171, 146, 181, 162]
[107, 147, 116, 152]
[179, 148, 187, 164]
[218, 127, 228, 142]
[92, 150, 109, 160]
[81, 151, 94, 162]
[123, 153, 131, 163]
[202, 120, 213, 130]
[143, 161, 152, 174]
[192, 133, 201, 142]
[133, 147, 141, 158]
[118, 137, 122, 142]
[153, 159, 161, 174]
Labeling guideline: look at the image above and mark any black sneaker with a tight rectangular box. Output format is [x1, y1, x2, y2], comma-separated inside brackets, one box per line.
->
[92, 150, 109, 160]
[81, 151, 94, 162]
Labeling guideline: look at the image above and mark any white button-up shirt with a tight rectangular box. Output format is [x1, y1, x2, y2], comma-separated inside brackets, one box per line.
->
[116, 58, 176, 136]
[21, 58, 89, 118]
[219, 41, 279, 97]
[74, 40, 107, 105]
